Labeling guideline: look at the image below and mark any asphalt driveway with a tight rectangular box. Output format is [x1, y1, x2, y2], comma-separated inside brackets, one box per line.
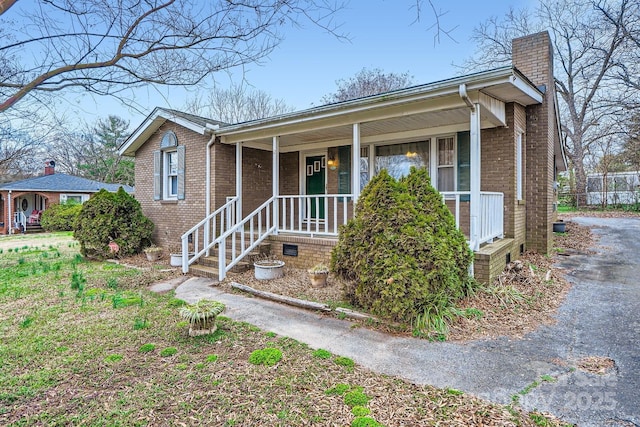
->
[170, 216, 639, 426]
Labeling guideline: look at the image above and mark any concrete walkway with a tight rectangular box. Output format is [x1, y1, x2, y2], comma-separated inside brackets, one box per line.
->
[157, 217, 639, 427]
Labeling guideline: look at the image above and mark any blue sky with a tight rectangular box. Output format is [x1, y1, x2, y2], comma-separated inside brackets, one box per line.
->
[53, 0, 534, 127]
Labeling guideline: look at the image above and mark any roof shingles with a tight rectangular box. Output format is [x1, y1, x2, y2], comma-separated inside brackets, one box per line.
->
[0, 173, 134, 193]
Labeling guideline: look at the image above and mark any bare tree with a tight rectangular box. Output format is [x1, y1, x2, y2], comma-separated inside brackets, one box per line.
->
[619, 113, 640, 171]
[184, 84, 295, 123]
[0, 0, 346, 113]
[46, 115, 134, 186]
[321, 68, 415, 104]
[464, 0, 639, 205]
[0, 126, 41, 181]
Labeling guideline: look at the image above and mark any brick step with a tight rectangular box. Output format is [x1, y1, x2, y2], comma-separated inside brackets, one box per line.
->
[206, 242, 270, 261]
[188, 264, 220, 279]
[25, 224, 44, 234]
[198, 256, 252, 273]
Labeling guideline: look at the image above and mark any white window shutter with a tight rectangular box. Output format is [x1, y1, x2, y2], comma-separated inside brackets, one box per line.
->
[177, 145, 185, 200]
[153, 150, 161, 200]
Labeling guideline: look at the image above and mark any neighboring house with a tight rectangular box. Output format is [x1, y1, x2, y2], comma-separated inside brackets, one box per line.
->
[119, 31, 567, 285]
[0, 160, 134, 235]
[586, 171, 640, 206]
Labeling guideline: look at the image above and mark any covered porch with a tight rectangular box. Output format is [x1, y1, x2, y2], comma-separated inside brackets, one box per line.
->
[0, 191, 48, 234]
[182, 67, 543, 280]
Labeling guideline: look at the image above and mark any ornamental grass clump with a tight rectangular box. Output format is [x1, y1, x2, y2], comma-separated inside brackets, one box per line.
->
[331, 167, 474, 332]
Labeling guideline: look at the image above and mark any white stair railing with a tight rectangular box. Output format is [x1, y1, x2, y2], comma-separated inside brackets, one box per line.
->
[13, 211, 26, 233]
[216, 197, 277, 280]
[180, 196, 238, 273]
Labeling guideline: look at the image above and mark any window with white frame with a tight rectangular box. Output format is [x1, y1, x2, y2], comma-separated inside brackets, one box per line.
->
[437, 137, 455, 191]
[517, 132, 523, 200]
[154, 131, 185, 201]
[164, 150, 178, 199]
[360, 146, 369, 190]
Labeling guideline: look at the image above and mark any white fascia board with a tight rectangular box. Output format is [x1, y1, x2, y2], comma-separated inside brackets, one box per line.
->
[118, 108, 208, 156]
[510, 74, 544, 104]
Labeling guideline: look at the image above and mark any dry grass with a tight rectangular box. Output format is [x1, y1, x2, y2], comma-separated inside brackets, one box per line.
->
[576, 356, 616, 375]
[0, 236, 569, 426]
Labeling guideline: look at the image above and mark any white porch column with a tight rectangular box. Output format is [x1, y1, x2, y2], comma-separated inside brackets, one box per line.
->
[235, 142, 243, 224]
[7, 190, 12, 235]
[352, 123, 361, 203]
[272, 136, 280, 235]
[469, 103, 481, 252]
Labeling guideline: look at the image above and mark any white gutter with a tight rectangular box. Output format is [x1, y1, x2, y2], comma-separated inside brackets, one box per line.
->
[458, 83, 475, 111]
[205, 124, 220, 219]
[203, 125, 219, 257]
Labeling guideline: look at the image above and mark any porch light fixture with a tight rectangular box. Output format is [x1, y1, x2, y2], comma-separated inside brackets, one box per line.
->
[327, 155, 338, 170]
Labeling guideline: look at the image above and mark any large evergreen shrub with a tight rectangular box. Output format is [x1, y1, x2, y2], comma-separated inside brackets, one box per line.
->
[74, 188, 153, 259]
[40, 202, 82, 231]
[331, 167, 473, 327]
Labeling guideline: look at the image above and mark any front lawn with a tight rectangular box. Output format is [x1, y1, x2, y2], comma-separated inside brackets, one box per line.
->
[0, 234, 566, 426]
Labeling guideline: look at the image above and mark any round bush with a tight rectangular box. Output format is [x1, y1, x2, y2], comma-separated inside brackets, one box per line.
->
[331, 167, 473, 325]
[74, 188, 154, 259]
[40, 202, 82, 231]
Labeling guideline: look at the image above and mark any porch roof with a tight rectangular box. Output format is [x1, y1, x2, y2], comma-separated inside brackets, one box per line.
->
[215, 66, 543, 152]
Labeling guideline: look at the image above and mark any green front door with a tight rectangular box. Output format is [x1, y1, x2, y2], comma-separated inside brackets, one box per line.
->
[305, 155, 325, 220]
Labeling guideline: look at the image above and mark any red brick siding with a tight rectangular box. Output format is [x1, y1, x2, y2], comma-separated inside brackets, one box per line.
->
[134, 122, 209, 250]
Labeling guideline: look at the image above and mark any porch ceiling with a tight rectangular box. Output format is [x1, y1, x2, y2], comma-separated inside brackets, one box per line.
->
[228, 103, 500, 152]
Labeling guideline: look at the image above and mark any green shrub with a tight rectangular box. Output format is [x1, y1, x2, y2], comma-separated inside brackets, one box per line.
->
[331, 167, 474, 327]
[248, 348, 282, 366]
[40, 202, 83, 232]
[73, 188, 154, 259]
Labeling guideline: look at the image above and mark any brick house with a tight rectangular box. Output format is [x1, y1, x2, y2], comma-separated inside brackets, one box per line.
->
[119, 31, 566, 285]
[0, 161, 134, 235]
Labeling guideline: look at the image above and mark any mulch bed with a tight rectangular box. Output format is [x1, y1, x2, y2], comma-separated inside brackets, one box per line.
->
[222, 219, 597, 342]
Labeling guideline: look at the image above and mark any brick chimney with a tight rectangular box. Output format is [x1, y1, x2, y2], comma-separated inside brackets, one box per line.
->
[512, 31, 557, 254]
[44, 160, 56, 175]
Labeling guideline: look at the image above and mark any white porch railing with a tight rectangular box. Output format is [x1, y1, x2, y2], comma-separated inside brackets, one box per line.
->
[180, 196, 239, 272]
[278, 194, 352, 236]
[441, 191, 504, 248]
[180, 191, 503, 279]
[479, 192, 504, 244]
[13, 211, 26, 232]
